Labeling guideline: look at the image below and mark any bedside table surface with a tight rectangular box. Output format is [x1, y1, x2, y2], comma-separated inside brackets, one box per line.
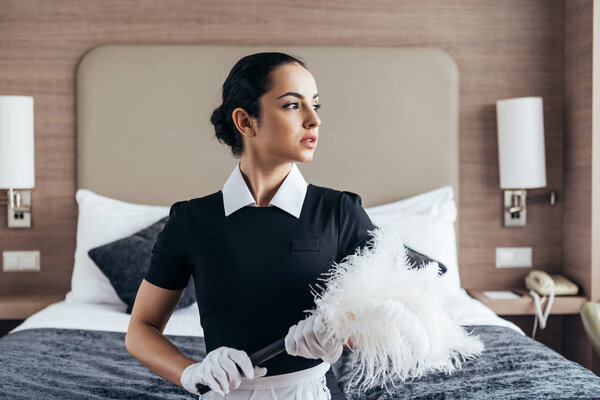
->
[0, 293, 65, 319]
[466, 289, 587, 316]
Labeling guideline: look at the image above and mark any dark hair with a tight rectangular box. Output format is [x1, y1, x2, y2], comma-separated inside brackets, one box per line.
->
[210, 52, 308, 158]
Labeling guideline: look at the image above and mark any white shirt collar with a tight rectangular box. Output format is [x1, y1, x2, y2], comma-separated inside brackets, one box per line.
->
[221, 162, 308, 218]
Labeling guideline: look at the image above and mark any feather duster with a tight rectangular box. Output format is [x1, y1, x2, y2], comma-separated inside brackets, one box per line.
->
[306, 225, 485, 396]
[196, 225, 484, 396]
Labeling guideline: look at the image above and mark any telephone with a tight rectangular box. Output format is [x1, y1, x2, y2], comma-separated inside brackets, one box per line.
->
[525, 270, 579, 296]
[524, 270, 579, 339]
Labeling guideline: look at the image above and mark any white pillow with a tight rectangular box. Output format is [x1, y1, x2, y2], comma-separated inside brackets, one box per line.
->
[64, 189, 171, 306]
[364, 186, 460, 293]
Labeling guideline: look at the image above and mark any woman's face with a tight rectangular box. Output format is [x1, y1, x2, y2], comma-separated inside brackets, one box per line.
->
[243, 63, 321, 164]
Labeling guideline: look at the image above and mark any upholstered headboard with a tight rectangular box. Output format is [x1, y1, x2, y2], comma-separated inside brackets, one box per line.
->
[76, 44, 459, 229]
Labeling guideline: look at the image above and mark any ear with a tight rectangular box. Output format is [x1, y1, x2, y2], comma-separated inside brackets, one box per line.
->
[231, 107, 256, 138]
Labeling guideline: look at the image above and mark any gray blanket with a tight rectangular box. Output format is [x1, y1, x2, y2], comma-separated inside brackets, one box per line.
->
[1, 325, 599, 399]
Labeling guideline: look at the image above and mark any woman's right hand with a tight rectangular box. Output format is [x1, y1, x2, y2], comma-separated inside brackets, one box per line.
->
[180, 346, 268, 396]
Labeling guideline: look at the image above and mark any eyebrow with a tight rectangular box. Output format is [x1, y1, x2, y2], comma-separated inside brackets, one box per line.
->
[276, 92, 319, 100]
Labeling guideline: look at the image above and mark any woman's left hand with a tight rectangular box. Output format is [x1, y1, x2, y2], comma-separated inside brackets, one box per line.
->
[284, 314, 343, 364]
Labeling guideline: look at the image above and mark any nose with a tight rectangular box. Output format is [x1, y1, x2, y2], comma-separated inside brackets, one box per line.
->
[304, 108, 321, 129]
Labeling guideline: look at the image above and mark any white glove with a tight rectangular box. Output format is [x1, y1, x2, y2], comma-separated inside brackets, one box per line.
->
[180, 346, 268, 396]
[285, 314, 343, 364]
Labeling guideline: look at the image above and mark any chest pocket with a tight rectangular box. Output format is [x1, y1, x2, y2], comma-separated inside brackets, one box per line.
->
[287, 238, 335, 290]
[291, 239, 321, 251]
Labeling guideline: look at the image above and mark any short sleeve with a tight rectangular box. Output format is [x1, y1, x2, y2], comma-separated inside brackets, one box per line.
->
[336, 191, 377, 263]
[144, 200, 191, 290]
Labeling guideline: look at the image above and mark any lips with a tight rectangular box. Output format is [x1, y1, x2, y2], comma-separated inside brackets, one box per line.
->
[300, 134, 318, 143]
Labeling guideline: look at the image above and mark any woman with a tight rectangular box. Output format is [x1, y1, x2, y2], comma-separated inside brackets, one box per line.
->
[125, 52, 375, 399]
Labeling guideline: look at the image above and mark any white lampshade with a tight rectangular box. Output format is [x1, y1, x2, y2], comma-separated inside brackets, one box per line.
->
[496, 96, 546, 189]
[0, 96, 35, 189]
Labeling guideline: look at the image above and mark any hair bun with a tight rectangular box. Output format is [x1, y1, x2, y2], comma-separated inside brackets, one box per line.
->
[212, 105, 238, 149]
[210, 105, 228, 129]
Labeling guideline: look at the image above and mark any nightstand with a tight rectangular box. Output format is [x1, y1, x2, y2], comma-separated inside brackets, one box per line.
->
[466, 289, 587, 316]
[466, 288, 589, 368]
[0, 293, 65, 338]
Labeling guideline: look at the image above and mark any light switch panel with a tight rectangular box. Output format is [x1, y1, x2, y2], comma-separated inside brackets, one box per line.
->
[496, 247, 532, 268]
[2, 251, 40, 271]
[3, 253, 20, 271]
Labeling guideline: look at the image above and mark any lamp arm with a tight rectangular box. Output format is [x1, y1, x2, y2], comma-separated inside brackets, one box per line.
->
[525, 190, 557, 206]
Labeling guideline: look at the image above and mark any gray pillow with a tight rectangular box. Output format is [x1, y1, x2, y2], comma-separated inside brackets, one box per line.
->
[405, 244, 448, 276]
[88, 216, 196, 314]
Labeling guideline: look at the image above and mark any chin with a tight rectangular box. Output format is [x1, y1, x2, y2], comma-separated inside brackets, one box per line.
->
[292, 144, 316, 163]
[298, 152, 315, 163]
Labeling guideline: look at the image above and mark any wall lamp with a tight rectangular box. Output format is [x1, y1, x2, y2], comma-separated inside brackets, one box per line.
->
[496, 96, 557, 227]
[0, 96, 35, 228]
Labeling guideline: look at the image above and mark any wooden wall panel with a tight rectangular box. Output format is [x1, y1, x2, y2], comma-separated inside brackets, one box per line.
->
[563, 0, 598, 373]
[0, 1, 565, 298]
[564, 0, 593, 301]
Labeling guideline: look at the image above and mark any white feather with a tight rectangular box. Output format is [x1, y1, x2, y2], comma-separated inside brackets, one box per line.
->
[307, 226, 485, 396]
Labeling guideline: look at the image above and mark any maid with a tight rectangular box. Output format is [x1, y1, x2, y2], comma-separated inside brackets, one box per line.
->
[126, 52, 375, 400]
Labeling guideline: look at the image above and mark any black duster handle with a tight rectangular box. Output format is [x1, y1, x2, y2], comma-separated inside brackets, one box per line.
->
[195, 338, 286, 395]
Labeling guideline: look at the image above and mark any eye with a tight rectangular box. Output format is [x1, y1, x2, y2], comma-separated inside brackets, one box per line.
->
[283, 103, 322, 112]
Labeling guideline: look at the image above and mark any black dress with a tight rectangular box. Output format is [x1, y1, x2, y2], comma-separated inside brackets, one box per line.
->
[144, 183, 376, 377]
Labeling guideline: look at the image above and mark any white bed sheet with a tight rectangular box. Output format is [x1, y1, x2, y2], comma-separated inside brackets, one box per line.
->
[9, 300, 204, 337]
[8, 288, 524, 337]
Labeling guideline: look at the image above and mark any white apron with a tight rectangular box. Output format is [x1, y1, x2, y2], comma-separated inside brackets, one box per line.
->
[200, 361, 332, 400]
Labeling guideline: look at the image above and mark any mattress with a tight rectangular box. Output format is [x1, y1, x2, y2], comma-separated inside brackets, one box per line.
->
[2, 289, 600, 399]
[8, 288, 522, 337]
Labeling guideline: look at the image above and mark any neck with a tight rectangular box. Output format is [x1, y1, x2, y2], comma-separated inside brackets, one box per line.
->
[239, 157, 293, 207]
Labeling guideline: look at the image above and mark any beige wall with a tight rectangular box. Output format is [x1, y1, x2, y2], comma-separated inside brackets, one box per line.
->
[0, 1, 566, 296]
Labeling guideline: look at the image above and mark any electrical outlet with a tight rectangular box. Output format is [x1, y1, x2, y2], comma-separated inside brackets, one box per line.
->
[496, 247, 532, 268]
[7, 189, 32, 228]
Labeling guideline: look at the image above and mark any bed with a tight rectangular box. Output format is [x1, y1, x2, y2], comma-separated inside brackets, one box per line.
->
[2, 45, 600, 399]
[2, 288, 599, 399]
